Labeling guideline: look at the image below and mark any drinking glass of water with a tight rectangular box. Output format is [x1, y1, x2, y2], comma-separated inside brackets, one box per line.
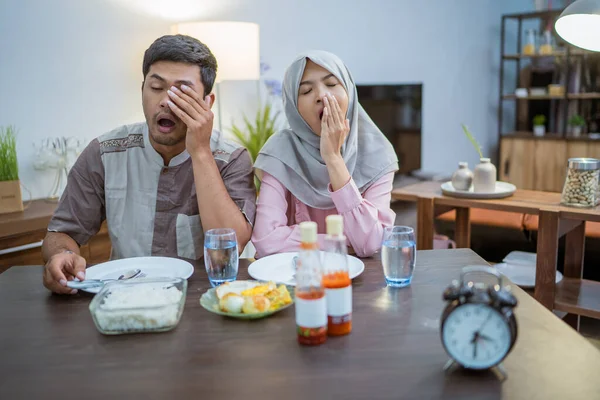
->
[381, 226, 416, 287]
[204, 228, 239, 287]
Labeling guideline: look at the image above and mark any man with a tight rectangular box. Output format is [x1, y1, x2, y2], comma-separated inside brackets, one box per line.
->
[42, 35, 256, 294]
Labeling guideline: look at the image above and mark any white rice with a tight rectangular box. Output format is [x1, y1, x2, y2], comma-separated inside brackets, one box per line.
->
[94, 284, 183, 333]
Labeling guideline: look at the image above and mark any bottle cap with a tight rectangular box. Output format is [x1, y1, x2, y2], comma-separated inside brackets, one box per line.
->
[326, 215, 343, 236]
[300, 221, 317, 243]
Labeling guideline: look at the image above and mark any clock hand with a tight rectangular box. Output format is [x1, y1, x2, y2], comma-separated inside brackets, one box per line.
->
[470, 331, 480, 359]
[478, 333, 495, 343]
[476, 310, 494, 333]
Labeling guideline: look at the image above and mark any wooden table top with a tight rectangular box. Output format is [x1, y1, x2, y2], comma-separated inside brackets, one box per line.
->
[0, 198, 57, 239]
[392, 181, 600, 222]
[1, 249, 599, 399]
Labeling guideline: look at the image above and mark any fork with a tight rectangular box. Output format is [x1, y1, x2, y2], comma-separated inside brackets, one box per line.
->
[285, 256, 298, 285]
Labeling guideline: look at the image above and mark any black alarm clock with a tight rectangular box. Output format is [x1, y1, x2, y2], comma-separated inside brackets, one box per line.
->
[440, 266, 518, 373]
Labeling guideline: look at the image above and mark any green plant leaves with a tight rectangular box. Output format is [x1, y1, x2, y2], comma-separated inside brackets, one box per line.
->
[461, 124, 483, 159]
[230, 103, 280, 164]
[0, 125, 18, 182]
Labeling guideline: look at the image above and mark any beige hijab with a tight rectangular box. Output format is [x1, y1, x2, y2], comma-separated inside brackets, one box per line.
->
[255, 50, 398, 209]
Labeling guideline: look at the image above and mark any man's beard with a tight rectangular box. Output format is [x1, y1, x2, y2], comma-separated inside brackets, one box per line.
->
[150, 128, 186, 146]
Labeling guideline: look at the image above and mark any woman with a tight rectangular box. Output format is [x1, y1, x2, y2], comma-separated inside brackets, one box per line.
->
[252, 50, 398, 258]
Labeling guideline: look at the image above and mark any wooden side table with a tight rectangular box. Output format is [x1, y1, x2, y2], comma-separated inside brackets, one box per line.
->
[392, 181, 600, 330]
[0, 199, 111, 272]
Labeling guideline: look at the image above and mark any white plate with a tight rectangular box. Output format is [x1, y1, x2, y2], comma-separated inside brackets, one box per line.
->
[82, 257, 194, 294]
[441, 181, 516, 199]
[248, 252, 365, 286]
[503, 250, 537, 266]
[494, 262, 563, 288]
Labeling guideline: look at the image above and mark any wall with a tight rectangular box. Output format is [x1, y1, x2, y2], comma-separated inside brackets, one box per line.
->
[0, 0, 537, 199]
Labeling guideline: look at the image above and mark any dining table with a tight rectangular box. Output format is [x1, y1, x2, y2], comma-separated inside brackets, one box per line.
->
[1, 248, 599, 399]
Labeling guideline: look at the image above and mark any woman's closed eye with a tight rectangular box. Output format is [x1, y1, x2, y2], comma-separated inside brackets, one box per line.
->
[301, 84, 335, 95]
[151, 87, 163, 92]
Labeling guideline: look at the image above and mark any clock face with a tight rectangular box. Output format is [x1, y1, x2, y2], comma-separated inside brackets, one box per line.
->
[442, 303, 511, 370]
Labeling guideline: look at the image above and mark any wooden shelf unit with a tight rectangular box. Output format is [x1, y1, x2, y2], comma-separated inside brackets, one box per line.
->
[498, 9, 600, 193]
[498, 8, 600, 153]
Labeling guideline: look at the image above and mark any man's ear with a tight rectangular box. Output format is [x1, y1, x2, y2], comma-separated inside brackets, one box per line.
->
[207, 93, 216, 109]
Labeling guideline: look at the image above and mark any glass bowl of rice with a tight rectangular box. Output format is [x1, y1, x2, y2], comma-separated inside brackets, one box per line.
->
[89, 277, 187, 335]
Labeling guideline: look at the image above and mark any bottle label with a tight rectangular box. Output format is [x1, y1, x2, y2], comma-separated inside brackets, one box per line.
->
[325, 286, 352, 318]
[295, 297, 327, 328]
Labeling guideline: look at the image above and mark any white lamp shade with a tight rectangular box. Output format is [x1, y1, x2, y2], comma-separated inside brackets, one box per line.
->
[555, 0, 600, 52]
[172, 21, 260, 82]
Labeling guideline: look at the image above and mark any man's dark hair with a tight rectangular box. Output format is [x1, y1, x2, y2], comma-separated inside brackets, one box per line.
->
[142, 34, 218, 96]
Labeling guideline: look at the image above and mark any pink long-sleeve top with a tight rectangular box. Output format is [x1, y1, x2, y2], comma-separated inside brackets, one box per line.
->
[251, 171, 396, 258]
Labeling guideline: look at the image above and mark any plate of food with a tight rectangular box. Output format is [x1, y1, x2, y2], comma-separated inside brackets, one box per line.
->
[76, 257, 194, 294]
[248, 251, 365, 286]
[199, 280, 294, 319]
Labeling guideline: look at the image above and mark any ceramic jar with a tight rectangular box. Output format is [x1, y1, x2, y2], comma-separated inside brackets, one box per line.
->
[451, 162, 473, 191]
[473, 158, 497, 193]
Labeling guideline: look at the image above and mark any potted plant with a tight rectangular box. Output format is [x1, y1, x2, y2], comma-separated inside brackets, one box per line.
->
[0, 125, 23, 213]
[533, 115, 546, 136]
[569, 114, 585, 137]
[461, 124, 496, 193]
[230, 103, 279, 189]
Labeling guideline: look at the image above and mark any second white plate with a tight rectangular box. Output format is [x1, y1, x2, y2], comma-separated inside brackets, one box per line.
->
[441, 181, 516, 199]
[494, 262, 563, 288]
[248, 252, 365, 286]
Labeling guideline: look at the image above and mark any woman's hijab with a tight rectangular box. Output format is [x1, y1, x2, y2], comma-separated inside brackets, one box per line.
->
[254, 50, 398, 209]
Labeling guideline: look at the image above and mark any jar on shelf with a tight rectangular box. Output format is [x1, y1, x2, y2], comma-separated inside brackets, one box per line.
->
[523, 29, 536, 55]
[560, 158, 600, 208]
[539, 30, 554, 55]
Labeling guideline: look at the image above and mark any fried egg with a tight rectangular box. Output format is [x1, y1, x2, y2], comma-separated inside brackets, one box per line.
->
[215, 281, 260, 300]
[219, 293, 245, 313]
[241, 281, 277, 297]
[242, 295, 271, 314]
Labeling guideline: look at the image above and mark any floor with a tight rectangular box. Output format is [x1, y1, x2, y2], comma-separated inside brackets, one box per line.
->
[580, 318, 600, 350]
[391, 174, 600, 349]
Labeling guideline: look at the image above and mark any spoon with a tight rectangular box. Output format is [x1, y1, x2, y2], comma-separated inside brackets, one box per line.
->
[66, 269, 144, 289]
